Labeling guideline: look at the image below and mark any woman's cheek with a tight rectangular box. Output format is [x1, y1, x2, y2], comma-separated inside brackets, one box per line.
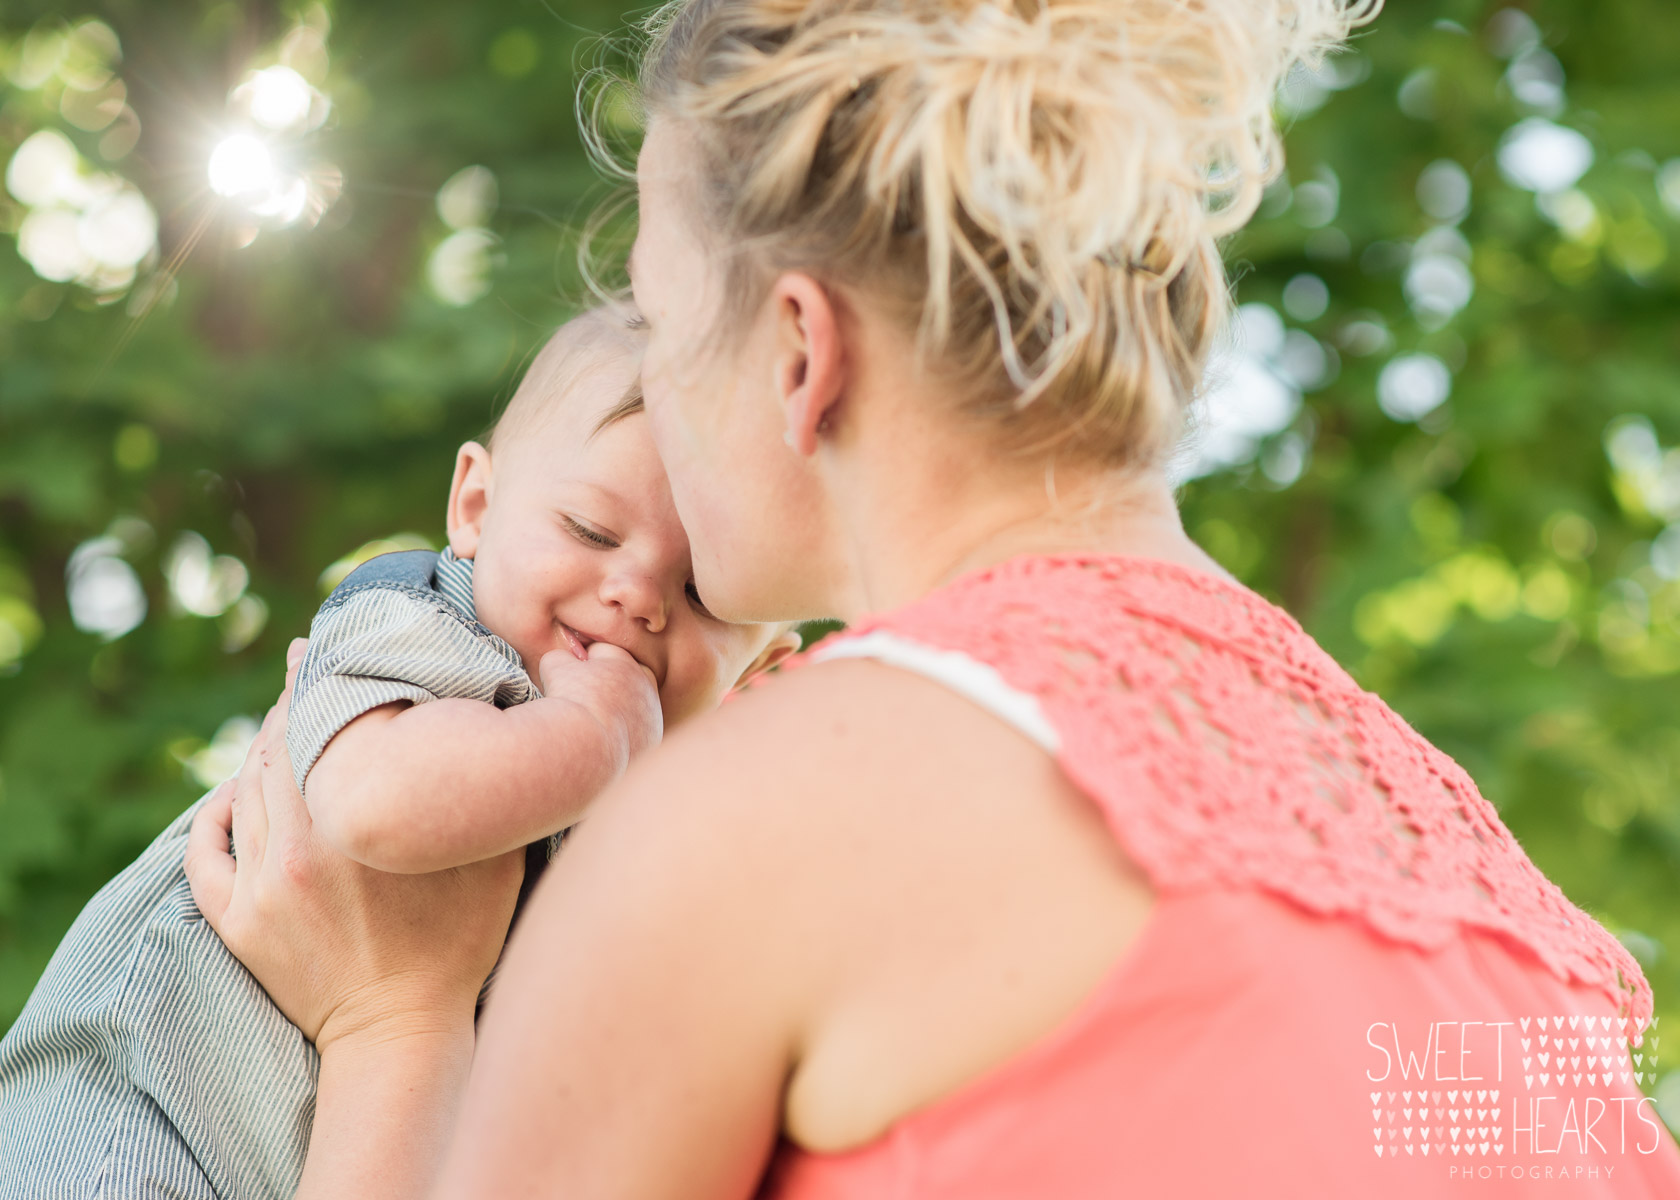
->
[645, 370, 696, 448]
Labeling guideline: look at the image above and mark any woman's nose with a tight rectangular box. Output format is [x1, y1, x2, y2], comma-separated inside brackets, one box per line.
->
[600, 567, 668, 634]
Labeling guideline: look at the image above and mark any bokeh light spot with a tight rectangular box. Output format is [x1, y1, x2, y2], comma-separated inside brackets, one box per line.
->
[248, 65, 314, 131]
[428, 228, 498, 306]
[1506, 47, 1566, 115]
[1378, 353, 1452, 422]
[78, 187, 157, 269]
[177, 716, 261, 790]
[66, 537, 146, 640]
[437, 165, 498, 231]
[1485, 8, 1541, 59]
[7, 129, 82, 208]
[1498, 119, 1593, 194]
[1405, 253, 1474, 329]
[165, 532, 249, 619]
[1175, 303, 1303, 481]
[17, 209, 92, 282]
[1417, 159, 1471, 223]
[1397, 67, 1437, 119]
[1282, 273, 1330, 322]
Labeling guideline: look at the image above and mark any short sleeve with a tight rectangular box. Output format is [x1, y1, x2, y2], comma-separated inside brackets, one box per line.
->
[284, 585, 537, 793]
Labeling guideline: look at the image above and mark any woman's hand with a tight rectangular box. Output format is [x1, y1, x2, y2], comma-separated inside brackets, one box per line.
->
[185, 638, 526, 1056]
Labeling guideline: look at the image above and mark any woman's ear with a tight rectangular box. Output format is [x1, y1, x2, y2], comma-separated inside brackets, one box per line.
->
[446, 441, 494, 559]
[772, 273, 845, 457]
[732, 628, 804, 690]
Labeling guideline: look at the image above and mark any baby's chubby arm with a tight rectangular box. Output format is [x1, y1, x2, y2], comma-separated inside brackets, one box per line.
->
[303, 642, 661, 874]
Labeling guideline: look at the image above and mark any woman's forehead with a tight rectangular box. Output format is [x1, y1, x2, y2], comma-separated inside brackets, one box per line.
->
[634, 124, 700, 245]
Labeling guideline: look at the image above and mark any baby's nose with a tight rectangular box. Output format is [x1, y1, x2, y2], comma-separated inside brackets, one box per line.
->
[600, 568, 668, 634]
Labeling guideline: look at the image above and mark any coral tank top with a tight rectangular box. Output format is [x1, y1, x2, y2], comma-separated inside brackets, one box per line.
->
[756, 554, 1680, 1198]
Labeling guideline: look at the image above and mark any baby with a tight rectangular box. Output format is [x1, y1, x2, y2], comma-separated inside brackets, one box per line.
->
[0, 308, 799, 1200]
[286, 307, 796, 877]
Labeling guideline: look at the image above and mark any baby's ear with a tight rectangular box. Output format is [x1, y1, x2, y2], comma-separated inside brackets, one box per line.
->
[732, 628, 803, 690]
[446, 441, 494, 559]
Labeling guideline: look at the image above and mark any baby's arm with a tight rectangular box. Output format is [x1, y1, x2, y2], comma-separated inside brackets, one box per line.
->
[303, 644, 661, 874]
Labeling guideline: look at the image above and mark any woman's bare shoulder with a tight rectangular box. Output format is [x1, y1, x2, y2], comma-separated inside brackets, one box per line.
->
[618, 655, 1049, 838]
[554, 653, 1065, 957]
[452, 658, 1047, 1190]
[559, 652, 1097, 1008]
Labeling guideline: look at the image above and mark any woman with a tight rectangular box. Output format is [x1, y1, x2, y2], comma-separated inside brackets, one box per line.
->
[186, 0, 1680, 1196]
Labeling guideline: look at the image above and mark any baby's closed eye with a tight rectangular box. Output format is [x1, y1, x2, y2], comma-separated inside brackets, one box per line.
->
[561, 515, 618, 549]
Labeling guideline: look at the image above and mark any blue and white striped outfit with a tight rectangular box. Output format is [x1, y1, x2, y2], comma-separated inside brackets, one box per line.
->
[0, 549, 538, 1199]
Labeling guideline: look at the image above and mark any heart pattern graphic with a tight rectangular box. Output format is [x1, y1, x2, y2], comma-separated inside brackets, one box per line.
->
[1364, 1014, 1662, 1163]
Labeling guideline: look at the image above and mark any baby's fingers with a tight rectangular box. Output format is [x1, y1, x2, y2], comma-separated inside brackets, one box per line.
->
[185, 781, 237, 930]
[536, 647, 583, 696]
[586, 640, 659, 691]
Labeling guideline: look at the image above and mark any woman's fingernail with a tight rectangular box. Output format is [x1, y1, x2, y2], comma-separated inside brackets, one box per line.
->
[287, 639, 307, 667]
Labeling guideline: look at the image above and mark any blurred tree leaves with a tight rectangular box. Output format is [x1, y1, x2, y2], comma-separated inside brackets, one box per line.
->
[0, 2, 1676, 1123]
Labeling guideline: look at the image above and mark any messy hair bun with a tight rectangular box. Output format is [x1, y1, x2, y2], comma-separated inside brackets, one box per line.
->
[624, 0, 1379, 466]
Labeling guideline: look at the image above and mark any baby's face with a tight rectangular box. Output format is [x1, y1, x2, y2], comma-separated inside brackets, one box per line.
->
[452, 360, 785, 727]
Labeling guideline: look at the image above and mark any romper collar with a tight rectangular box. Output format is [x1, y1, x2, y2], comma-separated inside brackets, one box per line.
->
[434, 546, 479, 621]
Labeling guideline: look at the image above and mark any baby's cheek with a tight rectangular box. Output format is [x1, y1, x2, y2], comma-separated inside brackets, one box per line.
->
[659, 660, 718, 727]
[471, 564, 513, 630]
[474, 562, 543, 661]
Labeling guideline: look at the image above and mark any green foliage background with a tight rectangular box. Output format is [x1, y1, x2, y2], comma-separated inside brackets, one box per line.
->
[1, 0, 1676, 1119]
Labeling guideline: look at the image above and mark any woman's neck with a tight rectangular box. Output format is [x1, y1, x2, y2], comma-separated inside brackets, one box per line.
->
[935, 481, 1230, 594]
[826, 435, 1230, 622]
[806, 311, 1229, 623]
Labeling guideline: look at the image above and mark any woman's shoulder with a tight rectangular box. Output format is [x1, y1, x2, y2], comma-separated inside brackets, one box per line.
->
[724, 553, 1653, 1031]
[585, 648, 1155, 1153]
[657, 651, 1048, 825]
[591, 647, 1106, 950]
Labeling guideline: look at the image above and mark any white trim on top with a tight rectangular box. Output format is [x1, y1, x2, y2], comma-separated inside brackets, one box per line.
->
[812, 631, 1061, 755]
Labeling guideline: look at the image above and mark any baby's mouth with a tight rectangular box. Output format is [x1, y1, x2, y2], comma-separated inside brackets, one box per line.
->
[556, 621, 594, 660]
[556, 620, 661, 688]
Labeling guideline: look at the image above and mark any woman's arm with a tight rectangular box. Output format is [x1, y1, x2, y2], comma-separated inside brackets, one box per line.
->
[193, 646, 1150, 1198]
[433, 689, 825, 1197]
[299, 1023, 477, 1194]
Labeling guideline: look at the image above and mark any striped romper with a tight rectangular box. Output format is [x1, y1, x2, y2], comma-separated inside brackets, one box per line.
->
[0, 549, 542, 1199]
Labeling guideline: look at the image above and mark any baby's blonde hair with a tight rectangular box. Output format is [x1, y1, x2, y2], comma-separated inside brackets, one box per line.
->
[489, 305, 643, 453]
[610, 0, 1378, 467]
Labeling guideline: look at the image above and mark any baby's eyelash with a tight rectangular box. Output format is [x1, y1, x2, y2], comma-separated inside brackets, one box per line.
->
[563, 517, 618, 549]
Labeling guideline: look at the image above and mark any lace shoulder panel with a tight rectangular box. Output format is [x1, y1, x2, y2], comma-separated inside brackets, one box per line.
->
[799, 554, 1652, 1026]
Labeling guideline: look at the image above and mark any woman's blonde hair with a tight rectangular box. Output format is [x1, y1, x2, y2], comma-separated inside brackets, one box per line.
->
[612, 0, 1378, 467]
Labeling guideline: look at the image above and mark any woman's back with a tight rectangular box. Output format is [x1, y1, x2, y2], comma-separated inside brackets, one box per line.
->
[758, 553, 1679, 1197]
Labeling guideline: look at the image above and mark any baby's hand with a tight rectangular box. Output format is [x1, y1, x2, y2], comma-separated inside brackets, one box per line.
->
[537, 642, 663, 763]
